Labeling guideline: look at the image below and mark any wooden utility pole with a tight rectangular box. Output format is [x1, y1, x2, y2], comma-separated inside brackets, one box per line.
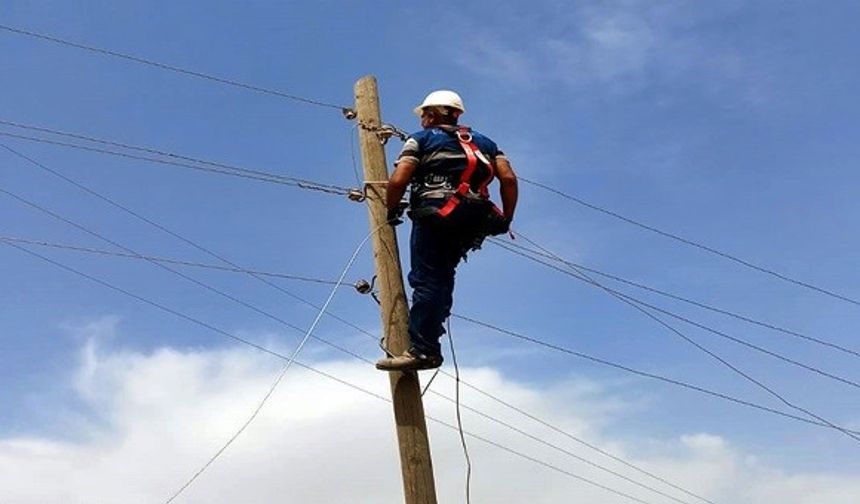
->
[354, 76, 438, 504]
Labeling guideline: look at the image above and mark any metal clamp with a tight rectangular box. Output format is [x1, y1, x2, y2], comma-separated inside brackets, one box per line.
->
[347, 181, 390, 203]
[341, 108, 357, 120]
[359, 121, 408, 145]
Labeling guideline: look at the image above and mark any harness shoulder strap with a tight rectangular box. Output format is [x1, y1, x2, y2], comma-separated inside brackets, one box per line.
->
[438, 126, 492, 217]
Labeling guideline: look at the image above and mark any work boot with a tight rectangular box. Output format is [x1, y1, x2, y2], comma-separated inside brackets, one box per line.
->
[375, 351, 443, 371]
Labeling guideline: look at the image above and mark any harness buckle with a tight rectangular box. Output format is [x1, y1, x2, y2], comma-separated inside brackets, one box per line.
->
[456, 129, 473, 143]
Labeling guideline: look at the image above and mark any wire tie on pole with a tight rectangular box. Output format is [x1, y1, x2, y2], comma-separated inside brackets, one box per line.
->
[348, 181, 389, 203]
[347, 188, 366, 202]
[358, 121, 407, 145]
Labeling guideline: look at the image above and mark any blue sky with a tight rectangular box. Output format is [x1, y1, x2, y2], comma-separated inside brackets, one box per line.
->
[2, 1, 860, 502]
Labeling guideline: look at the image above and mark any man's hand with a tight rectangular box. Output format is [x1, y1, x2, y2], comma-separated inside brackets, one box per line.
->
[387, 200, 409, 226]
[486, 211, 512, 236]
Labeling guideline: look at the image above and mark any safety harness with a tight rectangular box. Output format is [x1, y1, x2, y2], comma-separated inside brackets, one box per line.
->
[406, 125, 503, 224]
[407, 125, 510, 253]
[434, 126, 496, 217]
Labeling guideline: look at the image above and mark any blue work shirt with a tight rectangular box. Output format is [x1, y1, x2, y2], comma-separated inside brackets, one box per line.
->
[396, 126, 506, 204]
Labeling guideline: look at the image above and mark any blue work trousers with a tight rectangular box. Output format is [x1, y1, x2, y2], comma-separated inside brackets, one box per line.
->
[406, 217, 476, 357]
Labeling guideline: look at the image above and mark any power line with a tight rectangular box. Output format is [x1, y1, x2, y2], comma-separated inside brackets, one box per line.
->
[0, 118, 353, 195]
[0, 133, 351, 195]
[521, 177, 860, 308]
[452, 314, 860, 436]
[2, 241, 664, 504]
[499, 233, 860, 443]
[489, 240, 860, 391]
[445, 319, 473, 504]
[2, 144, 718, 502]
[492, 238, 860, 359]
[165, 225, 377, 503]
[0, 24, 347, 111]
[428, 360, 702, 504]
[0, 235, 345, 286]
[447, 366, 716, 504]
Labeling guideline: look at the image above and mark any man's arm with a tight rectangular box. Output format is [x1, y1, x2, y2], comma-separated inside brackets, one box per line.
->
[387, 159, 417, 211]
[494, 157, 518, 220]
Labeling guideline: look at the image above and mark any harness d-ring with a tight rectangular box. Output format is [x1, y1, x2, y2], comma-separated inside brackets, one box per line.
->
[456, 130, 473, 143]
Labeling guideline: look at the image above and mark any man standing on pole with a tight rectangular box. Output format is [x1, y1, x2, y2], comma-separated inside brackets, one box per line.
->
[376, 90, 519, 372]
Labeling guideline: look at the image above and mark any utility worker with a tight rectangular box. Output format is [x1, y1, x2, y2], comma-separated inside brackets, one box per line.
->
[376, 90, 518, 372]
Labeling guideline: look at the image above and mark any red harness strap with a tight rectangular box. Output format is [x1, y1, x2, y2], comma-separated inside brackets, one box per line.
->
[437, 127, 491, 218]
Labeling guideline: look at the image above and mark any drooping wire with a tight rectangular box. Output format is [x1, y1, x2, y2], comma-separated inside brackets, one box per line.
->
[501, 231, 860, 443]
[488, 240, 860, 391]
[1, 241, 664, 504]
[427, 380, 702, 504]
[164, 225, 379, 503]
[0, 235, 344, 286]
[491, 237, 860, 359]
[448, 375, 716, 504]
[0, 24, 347, 111]
[446, 318, 472, 504]
[521, 177, 860, 308]
[0, 133, 350, 195]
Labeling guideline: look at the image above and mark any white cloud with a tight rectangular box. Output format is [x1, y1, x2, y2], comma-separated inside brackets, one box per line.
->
[1, 335, 859, 503]
[451, 1, 770, 102]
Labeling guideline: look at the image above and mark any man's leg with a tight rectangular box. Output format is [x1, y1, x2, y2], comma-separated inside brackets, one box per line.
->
[406, 219, 461, 358]
[376, 219, 460, 371]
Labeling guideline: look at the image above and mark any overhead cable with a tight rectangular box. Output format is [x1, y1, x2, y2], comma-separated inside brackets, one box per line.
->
[0, 133, 350, 195]
[447, 364, 717, 504]
[428, 362, 701, 504]
[0, 24, 347, 111]
[489, 240, 860, 391]
[491, 238, 860, 359]
[1, 118, 350, 193]
[453, 314, 860, 436]
[521, 177, 860, 308]
[499, 232, 860, 443]
[0, 235, 344, 286]
[0, 118, 354, 195]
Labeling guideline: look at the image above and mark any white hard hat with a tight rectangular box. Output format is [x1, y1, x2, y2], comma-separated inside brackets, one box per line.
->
[413, 90, 466, 116]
